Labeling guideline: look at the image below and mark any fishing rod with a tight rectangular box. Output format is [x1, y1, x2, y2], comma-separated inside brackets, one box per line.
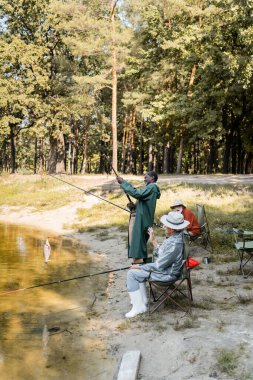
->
[111, 166, 133, 204]
[48, 174, 130, 213]
[0, 266, 130, 296]
[49, 174, 162, 228]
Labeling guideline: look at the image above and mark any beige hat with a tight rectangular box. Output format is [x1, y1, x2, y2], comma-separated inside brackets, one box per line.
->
[160, 211, 189, 230]
[170, 199, 186, 209]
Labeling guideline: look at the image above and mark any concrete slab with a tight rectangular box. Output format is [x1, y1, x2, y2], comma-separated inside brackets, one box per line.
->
[117, 350, 141, 380]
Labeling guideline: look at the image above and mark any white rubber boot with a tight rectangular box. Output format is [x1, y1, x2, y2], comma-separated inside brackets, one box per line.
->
[139, 282, 148, 305]
[125, 290, 147, 318]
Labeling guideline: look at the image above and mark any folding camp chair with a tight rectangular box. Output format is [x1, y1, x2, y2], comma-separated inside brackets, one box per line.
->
[147, 236, 193, 314]
[233, 228, 253, 278]
[188, 204, 213, 253]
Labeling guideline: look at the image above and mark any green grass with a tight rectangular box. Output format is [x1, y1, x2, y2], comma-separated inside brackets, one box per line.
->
[216, 348, 239, 376]
[0, 174, 84, 210]
[75, 181, 253, 254]
[0, 175, 252, 257]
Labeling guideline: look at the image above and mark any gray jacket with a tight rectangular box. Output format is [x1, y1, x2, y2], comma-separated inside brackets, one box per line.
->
[141, 231, 184, 282]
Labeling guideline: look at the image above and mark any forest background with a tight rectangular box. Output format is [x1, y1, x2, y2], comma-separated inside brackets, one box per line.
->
[0, 0, 252, 176]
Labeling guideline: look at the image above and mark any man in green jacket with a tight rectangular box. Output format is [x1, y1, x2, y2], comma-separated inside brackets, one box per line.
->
[116, 171, 161, 263]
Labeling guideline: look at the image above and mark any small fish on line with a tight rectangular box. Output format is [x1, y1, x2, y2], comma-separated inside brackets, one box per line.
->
[43, 238, 51, 264]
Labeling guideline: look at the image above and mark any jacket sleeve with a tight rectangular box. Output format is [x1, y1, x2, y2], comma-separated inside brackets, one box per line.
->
[120, 181, 155, 200]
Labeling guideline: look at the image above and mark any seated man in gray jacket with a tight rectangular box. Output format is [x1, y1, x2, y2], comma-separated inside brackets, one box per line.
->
[125, 211, 190, 318]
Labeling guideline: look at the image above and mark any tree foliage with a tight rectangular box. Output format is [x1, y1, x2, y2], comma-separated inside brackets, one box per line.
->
[0, 0, 252, 174]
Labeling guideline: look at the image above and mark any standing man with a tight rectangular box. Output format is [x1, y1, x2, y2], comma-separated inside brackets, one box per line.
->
[116, 171, 160, 263]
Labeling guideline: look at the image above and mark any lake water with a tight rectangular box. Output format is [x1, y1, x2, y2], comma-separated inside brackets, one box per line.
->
[0, 223, 112, 380]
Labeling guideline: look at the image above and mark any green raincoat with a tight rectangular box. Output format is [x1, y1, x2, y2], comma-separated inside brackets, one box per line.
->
[120, 180, 161, 259]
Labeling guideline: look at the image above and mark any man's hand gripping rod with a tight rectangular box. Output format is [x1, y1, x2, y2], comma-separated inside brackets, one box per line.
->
[112, 166, 133, 204]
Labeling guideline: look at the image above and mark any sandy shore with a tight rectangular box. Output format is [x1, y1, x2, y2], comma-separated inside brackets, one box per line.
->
[1, 186, 253, 380]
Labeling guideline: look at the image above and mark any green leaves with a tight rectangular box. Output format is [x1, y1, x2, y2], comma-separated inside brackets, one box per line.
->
[0, 0, 252, 174]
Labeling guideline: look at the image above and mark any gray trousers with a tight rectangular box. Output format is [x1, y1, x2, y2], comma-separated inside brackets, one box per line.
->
[127, 268, 151, 292]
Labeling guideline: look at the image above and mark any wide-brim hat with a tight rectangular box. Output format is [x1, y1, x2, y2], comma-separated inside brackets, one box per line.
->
[170, 199, 186, 209]
[160, 211, 190, 230]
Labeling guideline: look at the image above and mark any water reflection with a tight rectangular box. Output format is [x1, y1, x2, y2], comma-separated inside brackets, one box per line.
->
[43, 238, 51, 264]
[0, 223, 112, 380]
[16, 236, 27, 256]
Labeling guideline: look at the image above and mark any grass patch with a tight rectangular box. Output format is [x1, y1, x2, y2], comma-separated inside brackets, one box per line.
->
[0, 175, 84, 210]
[153, 323, 170, 333]
[236, 294, 252, 305]
[173, 317, 199, 331]
[116, 320, 132, 331]
[216, 320, 226, 332]
[94, 230, 110, 241]
[193, 296, 215, 310]
[216, 267, 241, 276]
[211, 254, 238, 264]
[243, 284, 253, 290]
[216, 348, 239, 376]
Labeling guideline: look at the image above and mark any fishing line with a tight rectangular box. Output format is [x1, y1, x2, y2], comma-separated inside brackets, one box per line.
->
[48, 174, 130, 213]
[49, 174, 162, 229]
[0, 266, 130, 296]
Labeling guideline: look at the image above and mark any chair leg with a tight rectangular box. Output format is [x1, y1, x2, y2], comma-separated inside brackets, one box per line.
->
[148, 281, 192, 314]
[187, 276, 193, 301]
[241, 255, 253, 278]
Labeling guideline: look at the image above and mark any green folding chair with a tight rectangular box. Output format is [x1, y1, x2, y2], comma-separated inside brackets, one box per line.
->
[188, 204, 213, 253]
[233, 229, 253, 278]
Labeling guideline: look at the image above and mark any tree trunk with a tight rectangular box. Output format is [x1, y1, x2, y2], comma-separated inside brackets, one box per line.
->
[121, 114, 128, 173]
[245, 152, 253, 174]
[10, 124, 16, 174]
[186, 147, 192, 174]
[207, 139, 217, 174]
[148, 142, 153, 171]
[56, 127, 65, 174]
[38, 138, 45, 174]
[163, 141, 169, 174]
[222, 132, 232, 174]
[231, 126, 237, 174]
[71, 141, 76, 174]
[73, 126, 79, 174]
[67, 136, 72, 174]
[81, 129, 88, 174]
[222, 107, 230, 174]
[0, 140, 6, 172]
[48, 128, 65, 174]
[139, 118, 143, 174]
[194, 139, 200, 174]
[34, 137, 37, 174]
[3, 141, 9, 172]
[176, 134, 184, 174]
[48, 135, 57, 174]
[111, 0, 118, 172]
[129, 110, 135, 173]
[237, 135, 243, 174]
